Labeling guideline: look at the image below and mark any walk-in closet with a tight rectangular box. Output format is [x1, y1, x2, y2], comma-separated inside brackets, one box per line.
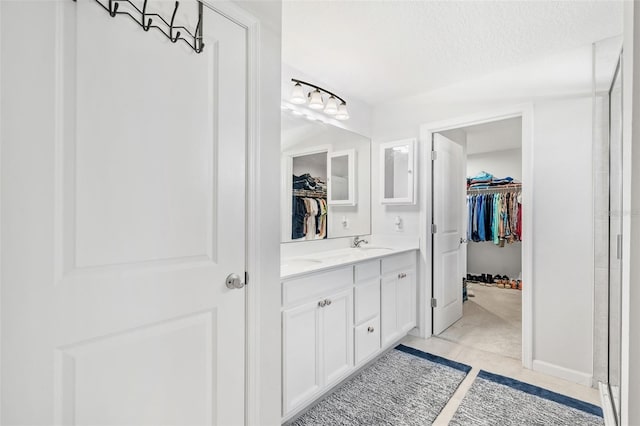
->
[436, 117, 523, 360]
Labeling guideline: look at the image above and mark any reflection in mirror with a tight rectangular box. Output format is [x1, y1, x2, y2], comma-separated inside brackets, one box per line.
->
[329, 149, 355, 206]
[281, 112, 370, 243]
[292, 151, 328, 240]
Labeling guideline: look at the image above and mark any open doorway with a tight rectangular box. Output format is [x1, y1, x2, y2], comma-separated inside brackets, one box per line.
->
[434, 116, 524, 361]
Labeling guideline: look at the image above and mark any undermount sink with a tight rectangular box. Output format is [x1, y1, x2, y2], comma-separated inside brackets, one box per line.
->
[281, 258, 323, 268]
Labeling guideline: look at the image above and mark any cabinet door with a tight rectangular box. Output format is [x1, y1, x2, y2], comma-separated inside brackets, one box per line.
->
[282, 301, 321, 414]
[321, 288, 354, 385]
[355, 278, 381, 324]
[380, 274, 398, 347]
[397, 268, 417, 333]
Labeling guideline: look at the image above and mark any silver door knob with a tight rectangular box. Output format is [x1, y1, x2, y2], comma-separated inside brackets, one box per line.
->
[318, 300, 327, 308]
[325, 299, 332, 306]
[367, 326, 375, 333]
[225, 273, 245, 289]
[460, 237, 468, 244]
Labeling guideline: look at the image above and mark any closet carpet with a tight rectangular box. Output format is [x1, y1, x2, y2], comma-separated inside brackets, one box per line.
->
[439, 283, 521, 359]
[290, 345, 471, 426]
[450, 370, 604, 426]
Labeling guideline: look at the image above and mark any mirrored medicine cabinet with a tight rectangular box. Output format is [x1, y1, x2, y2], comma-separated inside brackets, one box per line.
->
[380, 138, 416, 205]
[281, 113, 371, 243]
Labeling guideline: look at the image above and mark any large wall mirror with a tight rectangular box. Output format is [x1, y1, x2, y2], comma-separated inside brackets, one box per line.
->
[281, 113, 371, 242]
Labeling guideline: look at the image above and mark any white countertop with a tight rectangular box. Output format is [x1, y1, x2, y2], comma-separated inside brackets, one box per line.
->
[281, 243, 419, 280]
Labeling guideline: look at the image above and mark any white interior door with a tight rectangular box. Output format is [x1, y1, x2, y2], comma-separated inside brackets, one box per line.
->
[1, 1, 247, 424]
[432, 133, 466, 335]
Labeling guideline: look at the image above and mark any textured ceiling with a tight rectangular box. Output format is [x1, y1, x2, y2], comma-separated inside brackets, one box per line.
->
[282, 1, 623, 105]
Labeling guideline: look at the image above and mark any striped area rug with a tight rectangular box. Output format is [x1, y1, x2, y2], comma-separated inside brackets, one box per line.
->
[450, 370, 604, 425]
[290, 345, 471, 426]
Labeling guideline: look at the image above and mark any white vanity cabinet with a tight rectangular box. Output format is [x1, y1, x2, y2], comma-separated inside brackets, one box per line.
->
[281, 250, 417, 419]
[282, 267, 354, 415]
[381, 252, 417, 348]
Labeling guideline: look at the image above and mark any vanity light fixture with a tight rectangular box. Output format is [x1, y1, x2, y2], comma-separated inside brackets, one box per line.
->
[289, 79, 350, 121]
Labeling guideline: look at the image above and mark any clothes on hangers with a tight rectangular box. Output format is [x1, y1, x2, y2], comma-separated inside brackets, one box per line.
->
[291, 196, 328, 240]
[467, 190, 521, 245]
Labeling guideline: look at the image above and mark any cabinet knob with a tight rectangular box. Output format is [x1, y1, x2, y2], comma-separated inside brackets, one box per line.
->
[318, 300, 326, 308]
[398, 272, 407, 279]
[325, 299, 332, 306]
[367, 326, 375, 333]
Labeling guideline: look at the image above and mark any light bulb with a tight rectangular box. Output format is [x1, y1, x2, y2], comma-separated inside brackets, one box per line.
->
[324, 96, 338, 115]
[335, 102, 349, 120]
[290, 82, 306, 104]
[308, 89, 324, 110]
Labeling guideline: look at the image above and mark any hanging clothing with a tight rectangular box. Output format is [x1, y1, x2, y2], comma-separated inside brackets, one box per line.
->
[291, 196, 328, 240]
[466, 189, 522, 246]
[291, 196, 306, 239]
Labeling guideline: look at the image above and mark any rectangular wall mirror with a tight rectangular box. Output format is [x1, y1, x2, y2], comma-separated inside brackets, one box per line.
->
[281, 113, 371, 242]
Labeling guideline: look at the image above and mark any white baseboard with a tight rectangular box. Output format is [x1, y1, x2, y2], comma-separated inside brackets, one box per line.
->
[532, 360, 593, 387]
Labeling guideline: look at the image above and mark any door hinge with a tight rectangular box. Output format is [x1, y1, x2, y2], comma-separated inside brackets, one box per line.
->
[431, 224, 437, 234]
[431, 151, 437, 161]
[431, 298, 437, 308]
[244, 271, 249, 286]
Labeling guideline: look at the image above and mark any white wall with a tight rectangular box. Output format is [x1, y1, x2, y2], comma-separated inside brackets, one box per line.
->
[371, 52, 596, 383]
[531, 97, 593, 380]
[467, 148, 522, 181]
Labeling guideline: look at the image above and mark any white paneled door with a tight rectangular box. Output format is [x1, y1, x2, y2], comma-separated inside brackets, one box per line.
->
[1, 1, 247, 424]
[432, 133, 465, 335]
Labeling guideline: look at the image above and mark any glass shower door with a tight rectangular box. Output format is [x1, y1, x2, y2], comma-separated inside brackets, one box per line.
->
[607, 56, 622, 425]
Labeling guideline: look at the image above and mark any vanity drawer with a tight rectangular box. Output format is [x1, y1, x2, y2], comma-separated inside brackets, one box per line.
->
[381, 251, 416, 275]
[355, 316, 380, 365]
[282, 266, 353, 308]
[354, 278, 380, 324]
[354, 259, 380, 282]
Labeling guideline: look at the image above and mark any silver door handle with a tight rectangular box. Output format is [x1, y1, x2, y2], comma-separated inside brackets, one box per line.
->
[318, 300, 327, 308]
[325, 299, 332, 306]
[460, 238, 468, 244]
[225, 273, 245, 289]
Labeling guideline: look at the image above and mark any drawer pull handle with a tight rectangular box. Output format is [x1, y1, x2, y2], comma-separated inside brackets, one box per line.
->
[367, 326, 375, 333]
[325, 299, 332, 306]
[318, 300, 326, 308]
[398, 272, 407, 279]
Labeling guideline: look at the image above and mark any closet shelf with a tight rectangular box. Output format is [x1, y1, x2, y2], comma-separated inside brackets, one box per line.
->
[467, 183, 522, 194]
[293, 189, 327, 198]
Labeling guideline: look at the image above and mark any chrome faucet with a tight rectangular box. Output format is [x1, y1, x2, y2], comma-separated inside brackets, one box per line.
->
[352, 236, 369, 248]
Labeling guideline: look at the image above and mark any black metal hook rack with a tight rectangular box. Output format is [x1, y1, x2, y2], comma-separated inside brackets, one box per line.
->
[72, 0, 205, 53]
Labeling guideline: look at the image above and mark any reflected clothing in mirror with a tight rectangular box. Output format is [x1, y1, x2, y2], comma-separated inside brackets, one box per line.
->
[293, 173, 318, 191]
[292, 196, 327, 240]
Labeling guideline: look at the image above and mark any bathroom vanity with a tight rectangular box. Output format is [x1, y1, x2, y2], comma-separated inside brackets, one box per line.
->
[281, 247, 417, 419]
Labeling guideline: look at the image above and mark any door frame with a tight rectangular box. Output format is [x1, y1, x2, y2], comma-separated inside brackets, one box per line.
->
[200, 1, 263, 423]
[419, 103, 534, 369]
